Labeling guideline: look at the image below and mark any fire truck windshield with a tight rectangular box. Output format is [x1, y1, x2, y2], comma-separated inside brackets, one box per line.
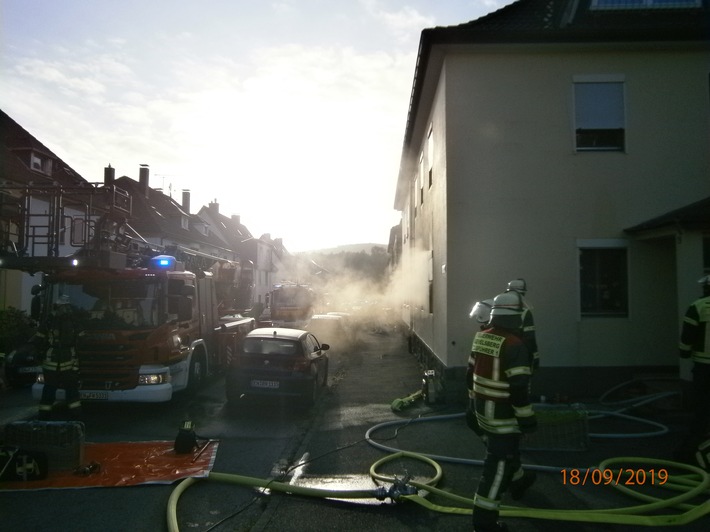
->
[47, 278, 164, 330]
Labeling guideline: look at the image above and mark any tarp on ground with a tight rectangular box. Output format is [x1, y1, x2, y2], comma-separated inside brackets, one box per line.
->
[0, 440, 219, 491]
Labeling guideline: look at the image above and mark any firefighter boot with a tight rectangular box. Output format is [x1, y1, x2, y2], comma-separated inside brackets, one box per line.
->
[509, 469, 536, 500]
[473, 506, 509, 532]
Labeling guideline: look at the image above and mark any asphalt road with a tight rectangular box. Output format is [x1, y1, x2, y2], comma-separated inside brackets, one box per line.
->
[2, 329, 710, 532]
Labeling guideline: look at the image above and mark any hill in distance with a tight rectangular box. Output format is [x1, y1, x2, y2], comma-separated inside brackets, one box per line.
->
[296, 243, 387, 255]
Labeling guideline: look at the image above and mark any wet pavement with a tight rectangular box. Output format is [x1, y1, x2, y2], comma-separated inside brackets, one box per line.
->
[248, 330, 710, 532]
[2, 330, 710, 531]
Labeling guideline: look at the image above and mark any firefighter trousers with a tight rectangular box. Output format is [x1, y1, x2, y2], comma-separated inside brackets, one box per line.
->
[38, 370, 82, 419]
[473, 432, 523, 528]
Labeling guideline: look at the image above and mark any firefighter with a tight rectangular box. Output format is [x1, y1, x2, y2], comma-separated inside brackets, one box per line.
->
[675, 275, 710, 461]
[506, 278, 539, 372]
[467, 291, 537, 532]
[38, 295, 82, 420]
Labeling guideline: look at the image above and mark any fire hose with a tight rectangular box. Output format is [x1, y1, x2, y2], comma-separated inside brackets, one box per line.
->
[167, 416, 710, 531]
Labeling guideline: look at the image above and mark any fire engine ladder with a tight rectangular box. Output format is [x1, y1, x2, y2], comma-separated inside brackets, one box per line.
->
[0, 183, 132, 258]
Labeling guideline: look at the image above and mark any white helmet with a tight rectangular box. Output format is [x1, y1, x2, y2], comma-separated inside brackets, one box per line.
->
[698, 275, 710, 286]
[490, 291, 523, 316]
[507, 278, 527, 295]
[469, 299, 494, 323]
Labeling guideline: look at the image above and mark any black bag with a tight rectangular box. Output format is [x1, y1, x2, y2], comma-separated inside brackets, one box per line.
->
[0, 446, 48, 481]
[174, 421, 198, 454]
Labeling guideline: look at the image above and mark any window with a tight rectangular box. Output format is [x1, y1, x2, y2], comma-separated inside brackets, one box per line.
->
[574, 77, 625, 151]
[428, 250, 434, 314]
[427, 125, 433, 188]
[591, 0, 700, 9]
[418, 152, 424, 205]
[30, 152, 52, 175]
[579, 243, 628, 316]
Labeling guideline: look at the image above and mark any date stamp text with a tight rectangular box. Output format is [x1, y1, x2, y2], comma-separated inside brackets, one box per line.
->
[560, 468, 668, 486]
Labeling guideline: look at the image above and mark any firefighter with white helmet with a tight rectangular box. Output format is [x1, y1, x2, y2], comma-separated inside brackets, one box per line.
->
[675, 275, 710, 463]
[38, 295, 82, 420]
[506, 278, 539, 372]
[469, 298, 494, 327]
[467, 291, 537, 532]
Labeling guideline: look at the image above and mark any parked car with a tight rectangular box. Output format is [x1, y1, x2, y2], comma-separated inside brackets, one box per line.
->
[225, 327, 329, 407]
[306, 314, 356, 354]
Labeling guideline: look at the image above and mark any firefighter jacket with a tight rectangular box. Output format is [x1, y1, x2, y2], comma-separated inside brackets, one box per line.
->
[467, 326, 535, 435]
[680, 295, 710, 364]
[41, 309, 78, 373]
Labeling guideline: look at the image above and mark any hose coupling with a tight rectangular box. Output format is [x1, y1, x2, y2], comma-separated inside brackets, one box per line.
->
[386, 475, 418, 500]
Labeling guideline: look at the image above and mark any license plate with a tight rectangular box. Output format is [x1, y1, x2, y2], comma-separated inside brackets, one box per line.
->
[81, 391, 109, 400]
[251, 379, 279, 389]
[18, 366, 41, 374]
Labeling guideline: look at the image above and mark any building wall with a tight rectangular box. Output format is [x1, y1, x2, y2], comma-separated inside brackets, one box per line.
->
[403, 62, 449, 363]
[401, 43, 710, 385]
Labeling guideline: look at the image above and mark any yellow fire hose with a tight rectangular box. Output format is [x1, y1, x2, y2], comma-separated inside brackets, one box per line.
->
[167, 450, 710, 531]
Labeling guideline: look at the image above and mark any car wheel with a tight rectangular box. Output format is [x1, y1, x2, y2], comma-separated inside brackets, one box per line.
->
[303, 376, 318, 407]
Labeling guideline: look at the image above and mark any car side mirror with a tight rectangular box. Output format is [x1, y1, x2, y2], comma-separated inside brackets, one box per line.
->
[320, 343, 330, 351]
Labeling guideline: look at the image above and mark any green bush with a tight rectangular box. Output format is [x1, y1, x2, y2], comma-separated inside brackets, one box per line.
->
[0, 307, 36, 353]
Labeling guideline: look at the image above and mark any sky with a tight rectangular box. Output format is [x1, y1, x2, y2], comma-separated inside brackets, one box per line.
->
[1, 0, 511, 252]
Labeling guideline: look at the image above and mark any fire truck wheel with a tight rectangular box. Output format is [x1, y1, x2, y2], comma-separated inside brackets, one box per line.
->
[188, 353, 205, 393]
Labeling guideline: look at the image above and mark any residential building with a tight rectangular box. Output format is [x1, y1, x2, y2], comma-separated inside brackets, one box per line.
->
[0, 110, 284, 319]
[393, 0, 710, 400]
[197, 202, 286, 312]
[0, 110, 120, 310]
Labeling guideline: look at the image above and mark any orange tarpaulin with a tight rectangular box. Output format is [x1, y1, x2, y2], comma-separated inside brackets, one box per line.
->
[0, 440, 218, 490]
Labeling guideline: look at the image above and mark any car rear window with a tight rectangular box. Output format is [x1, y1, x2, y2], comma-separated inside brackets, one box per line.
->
[243, 338, 301, 356]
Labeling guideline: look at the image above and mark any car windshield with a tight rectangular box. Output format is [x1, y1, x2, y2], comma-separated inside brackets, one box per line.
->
[243, 338, 301, 356]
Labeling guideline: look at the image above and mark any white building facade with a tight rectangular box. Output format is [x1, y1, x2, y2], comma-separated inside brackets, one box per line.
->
[393, 0, 710, 400]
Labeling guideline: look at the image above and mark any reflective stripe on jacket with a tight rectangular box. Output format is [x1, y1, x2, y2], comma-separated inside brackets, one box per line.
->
[42, 347, 78, 372]
[467, 326, 532, 435]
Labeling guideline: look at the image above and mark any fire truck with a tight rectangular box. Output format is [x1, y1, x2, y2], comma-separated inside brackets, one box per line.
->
[1, 221, 255, 402]
[269, 282, 315, 328]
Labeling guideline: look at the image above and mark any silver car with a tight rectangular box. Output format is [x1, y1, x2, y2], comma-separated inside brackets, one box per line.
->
[225, 327, 329, 407]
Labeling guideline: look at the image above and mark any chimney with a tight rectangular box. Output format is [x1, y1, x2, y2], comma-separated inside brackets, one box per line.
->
[231, 214, 240, 226]
[104, 164, 115, 186]
[182, 189, 191, 214]
[209, 200, 219, 213]
[139, 164, 150, 198]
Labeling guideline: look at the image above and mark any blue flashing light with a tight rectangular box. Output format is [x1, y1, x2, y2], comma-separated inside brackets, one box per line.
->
[150, 255, 176, 270]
